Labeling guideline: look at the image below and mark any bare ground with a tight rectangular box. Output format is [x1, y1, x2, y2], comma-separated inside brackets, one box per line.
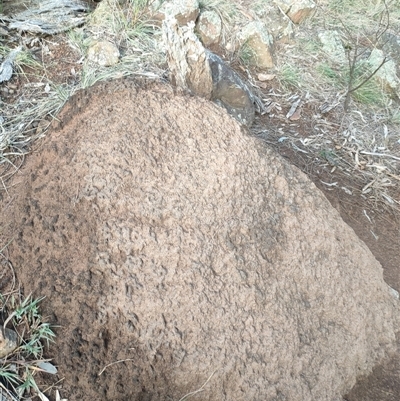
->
[0, 79, 399, 400]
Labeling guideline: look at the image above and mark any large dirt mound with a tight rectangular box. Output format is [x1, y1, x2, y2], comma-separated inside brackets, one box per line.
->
[1, 79, 399, 401]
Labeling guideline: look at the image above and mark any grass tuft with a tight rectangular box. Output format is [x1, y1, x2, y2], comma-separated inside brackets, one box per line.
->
[278, 64, 302, 90]
[1, 291, 56, 399]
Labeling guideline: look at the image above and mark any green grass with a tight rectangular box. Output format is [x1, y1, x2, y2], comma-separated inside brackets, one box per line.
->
[278, 64, 302, 90]
[238, 42, 255, 66]
[0, 292, 56, 399]
[316, 61, 389, 107]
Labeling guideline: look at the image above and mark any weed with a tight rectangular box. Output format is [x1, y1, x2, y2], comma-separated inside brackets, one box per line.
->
[278, 64, 301, 90]
[317, 62, 341, 82]
[390, 110, 400, 125]
[0, 292, 56, 399]
[320, 149, 338, 164]
[238, 42, 255, 66]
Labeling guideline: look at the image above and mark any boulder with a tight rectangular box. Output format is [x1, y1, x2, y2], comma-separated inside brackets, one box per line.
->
[1, 79, 399, 401]
[196, 10, 222, 47]
[260, 7, 295, 44]
[0, 326, 18, 359]
[237, 21, 274, 68]
[274, 0, 316, 24]
[381, 32, 400, 75]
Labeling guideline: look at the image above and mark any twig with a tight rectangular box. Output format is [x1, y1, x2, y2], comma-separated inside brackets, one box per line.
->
[98, 358, 135, 376]
[360, 151, 400, 161]
[178, 370, 218, 401]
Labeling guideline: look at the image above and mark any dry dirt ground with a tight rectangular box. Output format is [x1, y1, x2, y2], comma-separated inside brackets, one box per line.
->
[0, 78, 399, 401]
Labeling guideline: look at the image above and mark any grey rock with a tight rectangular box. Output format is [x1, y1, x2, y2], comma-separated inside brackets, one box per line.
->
[163, 18, 256, 126]
[318, 30, 346, 64]
[0, 325, 18, 359]
[367, 49, 399, 93]
[150, 0, 199, 26]
[207, 52, 255, 126]
[163, 19, 213, 99]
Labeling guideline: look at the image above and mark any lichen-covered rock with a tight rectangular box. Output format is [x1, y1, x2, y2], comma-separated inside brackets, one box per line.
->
[196, 10, 222, 46]
[274, 0, 316, 24]
[1, 79, 399, 401]
[150, 0, 199, 26]
[264, 8, 295, 43]
[318, 30, 346, 64]
[86, 40, 119, 67]
[237, 21, 274, 68]
[368, 49, 400, 93]
[381, 32, 400, 74]
[162, 18, 213, 98]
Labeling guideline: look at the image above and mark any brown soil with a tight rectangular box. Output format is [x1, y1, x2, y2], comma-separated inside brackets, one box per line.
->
[265, 141, 400, 401]
[1, 79, 399, 401]
[254, 99, 400, 401]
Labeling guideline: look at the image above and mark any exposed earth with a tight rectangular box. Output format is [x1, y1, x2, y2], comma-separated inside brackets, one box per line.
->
[0, 79, 399, 401]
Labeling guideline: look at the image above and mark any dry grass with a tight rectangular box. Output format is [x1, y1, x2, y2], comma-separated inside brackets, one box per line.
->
[0, 263, 57, 401]
[264, 0, 400, 211]
[0, 0, 164, 187]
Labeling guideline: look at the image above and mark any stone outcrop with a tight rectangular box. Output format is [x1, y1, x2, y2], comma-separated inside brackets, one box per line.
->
[162, 18, 213, 98]
[368, 49, 400, 94]
[0, 326, 18, 359]
[1, 79, 399, 401]
[163, 18, 256, 125]
[207, 52, 255, 126]
[237, 21, 274, 68]
[318, 30, 346, 64]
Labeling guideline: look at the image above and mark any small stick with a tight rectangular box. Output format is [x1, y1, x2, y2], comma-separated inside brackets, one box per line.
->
[360, 151, 400, 161]
[98, 358, 135, 376]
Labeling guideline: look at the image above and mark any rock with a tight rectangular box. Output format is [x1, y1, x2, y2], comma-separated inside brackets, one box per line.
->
[150, 0, 199, 26]
[207, 52, 255, 126]
[381, 32, 400, 73]
[367, 49, 400, 93]
[253, 2, 294, 43]
[86, 40, 120, 67]
[237, 21, 274, 68]
[163, 18, 213, 98]
[163, 18, 255, 125]
[7, 0, 89, 35]
[258, 73, 276, 81]
[196, 10, 222, 47]
[2, 79, 399, 400]
[318, 30, 346, 64]
[0, 326, 18, 358]
[273, 0, 316, 24]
